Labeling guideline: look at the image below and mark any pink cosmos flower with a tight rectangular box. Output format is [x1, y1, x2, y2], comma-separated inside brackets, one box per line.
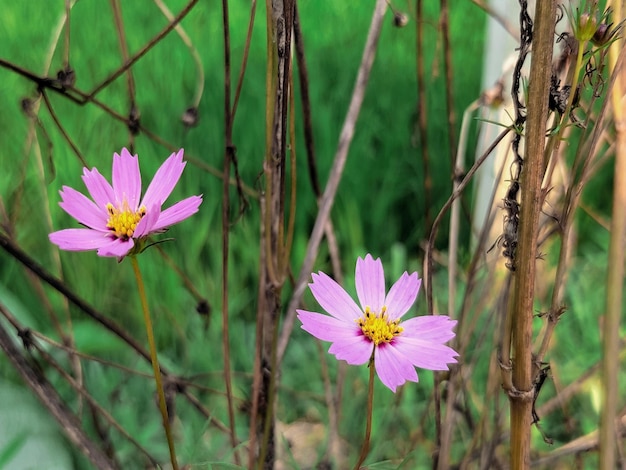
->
[49, 148, 202, 259]
[297, 254, 458, 392]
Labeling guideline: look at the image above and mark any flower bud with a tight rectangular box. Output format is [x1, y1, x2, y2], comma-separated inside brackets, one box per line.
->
[577, 12, 598, 41]
[591, 23, 614, 46]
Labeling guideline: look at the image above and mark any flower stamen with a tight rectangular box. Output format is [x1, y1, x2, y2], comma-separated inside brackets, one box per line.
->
[357, 306, 404, 345]
[106, 202, 146, 240]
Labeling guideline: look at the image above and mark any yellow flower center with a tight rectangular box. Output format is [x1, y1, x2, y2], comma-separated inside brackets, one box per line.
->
[106, 202, 146, 240]
[356, 306, 403, 345]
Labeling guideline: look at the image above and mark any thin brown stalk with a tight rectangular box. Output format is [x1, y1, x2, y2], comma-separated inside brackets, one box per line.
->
[220, 0, 239, 464]
[293, 1, 320, 197]
[507, 3, 555, 469]
[247, 0, 277, 462]
[277, 0, 389, 365]
[425, 128, 511, 311]
[600, 2, 625, 466]
[440, 101, 486, 470]
[230, 0, 256, 124]
[440, 0, 457, 171]
[415, 0, 433, 229]
[252, 0, 295, 467]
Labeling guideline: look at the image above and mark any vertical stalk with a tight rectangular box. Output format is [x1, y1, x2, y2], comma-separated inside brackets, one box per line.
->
[415, 0, 433, 229]
[508, 2, 555, 469]
[599, 3, 625, 467]
[276, 0, 388, 364]
[252, 0, 294, 467]
[220, 0, 239, 464]
[353, 352, 376, 470]
[130, 257, 178, 470]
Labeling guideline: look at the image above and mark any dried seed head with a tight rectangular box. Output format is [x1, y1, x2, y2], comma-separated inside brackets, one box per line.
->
[393, 12, 409, 28]
[182, 107, 199, 127]
[591, 22, 615, 46]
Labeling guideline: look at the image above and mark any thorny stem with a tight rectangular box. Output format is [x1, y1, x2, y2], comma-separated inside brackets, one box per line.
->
[353, 350, 376, 470]
[130, 257, 179, 470]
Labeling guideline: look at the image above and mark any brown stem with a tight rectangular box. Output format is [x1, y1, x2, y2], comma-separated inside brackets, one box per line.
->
[600, 3, 625, 466]
[508, 3, 555, 469]
[415, 0, 432, 230]
[220, 0, 239, 464]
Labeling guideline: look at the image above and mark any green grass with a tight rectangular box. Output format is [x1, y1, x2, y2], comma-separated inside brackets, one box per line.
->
[0, 1, 621, 469]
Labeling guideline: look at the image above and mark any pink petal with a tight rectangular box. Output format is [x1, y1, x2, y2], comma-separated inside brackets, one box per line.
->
[400, 316, 457, 343]
[384, 272, 421, 320]
[151, 195, 202, 232]
[308, 272, 363, 322]
[96, 237, 134, 258]
[140, 149, 186, 210]
[392, 337, 458, 371]
[328, 335, 373, 365]
[112, 149, 141, 210]
[82, 167, 115, 210]
[58, 186, 109, 230]
[375, 344, 419, 392]
[355, 254, 385, 313]
[134, 203, 161, 238]
[298, 310, 361, 342]
[49, 228, 113, 251]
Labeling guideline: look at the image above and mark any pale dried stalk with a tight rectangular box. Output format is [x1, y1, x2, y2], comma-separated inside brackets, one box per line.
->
[276, 0, 389, 364]
[600, 1, 626, 467]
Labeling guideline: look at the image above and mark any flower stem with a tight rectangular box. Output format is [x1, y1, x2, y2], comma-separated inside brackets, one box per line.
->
[131, 256, 179, 470]
[353, 351, 375, 470]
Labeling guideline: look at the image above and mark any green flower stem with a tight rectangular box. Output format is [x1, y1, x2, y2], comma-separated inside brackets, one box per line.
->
[353, 350, 375, 470]
[131, 256, 179, 470]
